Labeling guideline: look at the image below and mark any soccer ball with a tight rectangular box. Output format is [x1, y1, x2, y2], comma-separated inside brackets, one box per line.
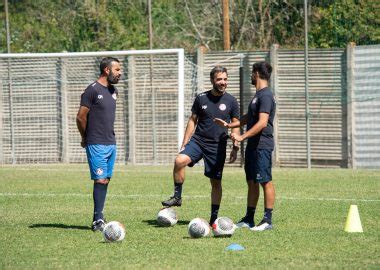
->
[212, 217, 236, 237]
[157, 207, 178, 227]
[188, 218, 210, 238]
[102, 221, 126, 242]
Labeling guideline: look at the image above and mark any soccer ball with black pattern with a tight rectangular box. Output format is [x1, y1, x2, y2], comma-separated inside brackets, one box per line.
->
[212, 217, 236, 237]
[157, 207, 178, 227]
[102, 221, 126, 242]
[188, 218, 210, 238]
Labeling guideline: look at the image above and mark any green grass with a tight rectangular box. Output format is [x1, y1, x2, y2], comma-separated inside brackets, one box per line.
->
[1, 165, 379, 269]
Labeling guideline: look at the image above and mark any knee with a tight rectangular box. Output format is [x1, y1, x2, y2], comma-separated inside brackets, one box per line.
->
[95, 179, 109, 185]
[174, 155, 189, 168]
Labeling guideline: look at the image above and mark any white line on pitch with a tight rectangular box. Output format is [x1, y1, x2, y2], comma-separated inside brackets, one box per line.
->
[0, 193, 379, 202]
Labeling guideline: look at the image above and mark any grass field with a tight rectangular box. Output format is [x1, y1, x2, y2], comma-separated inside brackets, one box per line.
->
[1, 165, 379, 269]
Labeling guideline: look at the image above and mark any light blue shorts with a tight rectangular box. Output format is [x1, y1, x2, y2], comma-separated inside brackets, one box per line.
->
[85, 144, 117, 180]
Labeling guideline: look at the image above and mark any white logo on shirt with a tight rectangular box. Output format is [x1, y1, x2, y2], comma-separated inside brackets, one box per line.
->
[219, 104, 226, 111]
[112, 93, 117, 100]
[98, 95, 103, 99]
[96, 168, 104, 176]
[252, 97, 257, 104]
[202, 105, 207, 110]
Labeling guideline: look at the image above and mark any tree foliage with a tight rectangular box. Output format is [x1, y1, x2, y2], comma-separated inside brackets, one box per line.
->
[0, 0, 378, 53]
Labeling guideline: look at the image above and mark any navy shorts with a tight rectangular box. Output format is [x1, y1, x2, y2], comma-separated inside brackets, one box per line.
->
[244, 148, 272, 183]
[180, 138, 227, 180]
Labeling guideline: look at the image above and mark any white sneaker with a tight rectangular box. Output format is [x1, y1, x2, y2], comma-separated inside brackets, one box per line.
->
[250, 220, 273, 231]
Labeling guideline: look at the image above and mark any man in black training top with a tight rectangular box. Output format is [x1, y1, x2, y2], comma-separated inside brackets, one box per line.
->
[215, 61, 276, 231]
[162, 66, 240, 226]
[76, 57, 121, 231]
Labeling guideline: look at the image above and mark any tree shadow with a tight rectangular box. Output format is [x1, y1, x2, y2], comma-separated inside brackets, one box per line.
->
[143, 219, 190, 227]
[29, 223, 91, 230]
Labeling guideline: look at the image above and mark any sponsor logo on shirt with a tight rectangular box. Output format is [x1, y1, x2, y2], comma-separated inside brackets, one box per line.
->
[98, 95, 103, 99]
[252, 97, 257, 104]
[219, 104, 226, 111]
[112, 93, 117, 100]
[202, 105, 207, 110]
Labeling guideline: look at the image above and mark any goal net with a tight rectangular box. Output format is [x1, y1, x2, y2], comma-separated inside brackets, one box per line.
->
[0, 49, 196, 165]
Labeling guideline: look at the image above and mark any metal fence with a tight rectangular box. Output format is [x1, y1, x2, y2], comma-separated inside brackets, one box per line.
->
[0, 45, 379, 168]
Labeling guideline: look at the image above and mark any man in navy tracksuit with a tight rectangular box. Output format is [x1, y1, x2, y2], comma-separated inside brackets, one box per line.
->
[162, 66, 240, 226]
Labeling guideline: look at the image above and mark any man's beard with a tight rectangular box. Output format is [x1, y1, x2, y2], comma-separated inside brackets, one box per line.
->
[251, 78, 257, 86]
[214, 84, 226, 93]
[107, 71, 120, 84]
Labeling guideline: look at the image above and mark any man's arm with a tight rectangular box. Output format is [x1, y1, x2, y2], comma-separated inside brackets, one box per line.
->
[180, 113, 198, 151]
[231, 112, 269, 142]
[228, 117, 240, 163]
[76, 106, 90, 147]
[214, 114, 248, 129]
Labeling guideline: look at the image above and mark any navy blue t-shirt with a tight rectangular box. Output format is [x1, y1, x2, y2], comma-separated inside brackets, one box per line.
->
[246, 87, 276, 149]
[192, 90, 239, 143]
[80, 81, 118, 145]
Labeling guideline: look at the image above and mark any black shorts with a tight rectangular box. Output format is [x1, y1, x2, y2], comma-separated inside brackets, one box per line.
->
[244, 148, 273, 183]
[180, 138, 227, 180]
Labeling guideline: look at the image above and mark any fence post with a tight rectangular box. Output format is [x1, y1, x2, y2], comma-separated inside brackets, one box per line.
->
[128, 56, 136, 165]
[196, 45, 206, 93]
[270, 44, 280, 167]
[58, 58, 69, 163]
[346, 42, 356, 168]
[0, 80, 3, 164]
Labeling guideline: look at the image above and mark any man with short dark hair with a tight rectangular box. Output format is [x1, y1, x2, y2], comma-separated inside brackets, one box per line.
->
[76, 57, 121, 231]
[215, 61, 276, 231]
[162, 66, 240, 226]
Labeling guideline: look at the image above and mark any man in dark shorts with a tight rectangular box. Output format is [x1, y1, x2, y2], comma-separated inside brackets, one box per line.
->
[76, 57, 121, 231]
[215, 61, 276, 231]
[161, 66, 240, 225]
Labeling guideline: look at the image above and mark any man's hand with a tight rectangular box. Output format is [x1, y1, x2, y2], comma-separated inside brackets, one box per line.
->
[179, 145, 185, 153]
[231, 133, 244, 142]
[213, 118, 229, 128]
[228, 146, 239, 163]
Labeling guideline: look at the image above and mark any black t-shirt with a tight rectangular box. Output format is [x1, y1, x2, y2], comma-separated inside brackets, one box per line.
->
[246, 87, 276, 149]
[192, 90, 239, 143]
[80, 81, 118, 145]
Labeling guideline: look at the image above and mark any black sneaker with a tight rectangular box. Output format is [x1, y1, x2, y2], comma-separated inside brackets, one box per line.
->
[91, 219, 106, 232]
[236, 216, 255, 229]
[161, 196, 182, 207]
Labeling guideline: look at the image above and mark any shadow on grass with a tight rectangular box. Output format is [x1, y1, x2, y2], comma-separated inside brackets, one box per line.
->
[29, 223, 91, 230]
[143, 219, 190, 227]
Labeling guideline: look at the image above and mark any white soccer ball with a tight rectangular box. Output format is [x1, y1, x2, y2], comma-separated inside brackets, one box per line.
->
[157, 207, 178, 227]
[212, 217, 236, 237]
[102, 221, 126, 242]
[188, 218, 210, 238]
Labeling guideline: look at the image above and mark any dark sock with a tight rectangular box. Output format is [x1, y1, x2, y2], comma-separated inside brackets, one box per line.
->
[264, 208, 273, 224]
[93, 183, 108, 221]
[245, 206, 256, 221]
[173, 182, 183, 198]
[210, 204, 220, 225]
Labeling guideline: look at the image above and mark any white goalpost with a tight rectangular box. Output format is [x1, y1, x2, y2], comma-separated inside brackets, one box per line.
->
[0, 49, 187, 165]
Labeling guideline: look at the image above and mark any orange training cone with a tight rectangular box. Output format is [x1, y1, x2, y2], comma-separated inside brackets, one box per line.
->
[344, 205, 363, 233]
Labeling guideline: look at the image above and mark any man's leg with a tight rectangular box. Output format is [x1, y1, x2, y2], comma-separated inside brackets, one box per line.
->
[92, 178, 109, 231]
[162, 154, 192, 207]
[209, 178, 222, 225]
[251, 149, 274, 231]
[237, 180, 260, 228]
[262, 181, 275, 222]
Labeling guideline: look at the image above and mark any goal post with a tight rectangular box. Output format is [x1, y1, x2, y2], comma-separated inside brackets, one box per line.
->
[0, 49, 186, 164]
